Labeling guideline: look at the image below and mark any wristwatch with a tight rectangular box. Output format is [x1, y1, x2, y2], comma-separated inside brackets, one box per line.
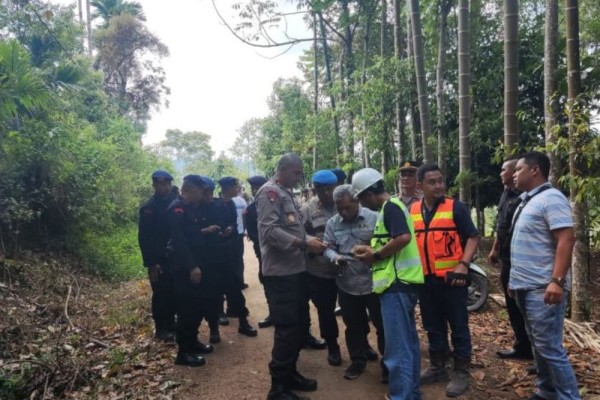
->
[373, 251, 383, 261]
[550, 277, 566, 288]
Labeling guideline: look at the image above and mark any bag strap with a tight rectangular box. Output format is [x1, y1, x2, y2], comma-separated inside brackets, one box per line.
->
[508, 184, 552, 236]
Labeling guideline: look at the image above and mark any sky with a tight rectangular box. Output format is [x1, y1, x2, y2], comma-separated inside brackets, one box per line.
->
[53, 0, 311, 154]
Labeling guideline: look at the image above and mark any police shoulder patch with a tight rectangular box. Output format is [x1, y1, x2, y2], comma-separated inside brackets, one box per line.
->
[173, 207, 184, 214]
[266, 189, 279, 203]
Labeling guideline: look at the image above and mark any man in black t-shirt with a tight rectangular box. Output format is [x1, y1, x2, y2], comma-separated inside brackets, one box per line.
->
[488, 159, 533, 360]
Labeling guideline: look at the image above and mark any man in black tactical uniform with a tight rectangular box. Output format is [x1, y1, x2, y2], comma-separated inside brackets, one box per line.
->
[167, 175, 214, 367]
[245, 175, 273, 328]
[202, 177, 258, 339]
[138, 170, 177, 342]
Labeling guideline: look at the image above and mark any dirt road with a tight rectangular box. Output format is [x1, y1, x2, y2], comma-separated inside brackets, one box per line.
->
[172, 242, 529, 400]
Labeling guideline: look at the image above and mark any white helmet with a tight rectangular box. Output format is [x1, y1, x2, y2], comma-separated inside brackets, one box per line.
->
[352, 168, 384, 197]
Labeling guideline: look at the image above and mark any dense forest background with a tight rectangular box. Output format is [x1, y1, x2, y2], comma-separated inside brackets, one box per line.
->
[0, 0, 599, 313]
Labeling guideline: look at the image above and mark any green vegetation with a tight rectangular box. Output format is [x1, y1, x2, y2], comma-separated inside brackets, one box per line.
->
[0, 0, 170, 279]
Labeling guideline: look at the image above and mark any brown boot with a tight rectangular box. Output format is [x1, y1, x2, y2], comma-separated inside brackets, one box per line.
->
[420, 351, 449, 384]
[446, 356, 470, 397]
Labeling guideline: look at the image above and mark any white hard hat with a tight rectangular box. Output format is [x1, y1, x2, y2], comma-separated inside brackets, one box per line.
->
[352, 168, 383, 197]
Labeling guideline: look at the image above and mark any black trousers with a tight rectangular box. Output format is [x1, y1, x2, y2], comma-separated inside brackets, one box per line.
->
[214, 259, 249, 319]
[419, 276, 472, 359]
[264, 272, 310, 386]
[234, 234, 245, 285]
[338, 290, 385, 365]
[500, 259, 533, 355]
[308, 274, 339, 343]
[174, 267, 211, 353]
[149, 258, 177, 331]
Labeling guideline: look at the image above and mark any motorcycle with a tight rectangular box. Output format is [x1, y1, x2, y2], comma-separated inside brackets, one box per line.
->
[467, 263, 488, 312]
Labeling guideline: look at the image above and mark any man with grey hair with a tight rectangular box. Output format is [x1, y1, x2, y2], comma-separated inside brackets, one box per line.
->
[323, 184, 386, 381]
[257, 153, 328, 400]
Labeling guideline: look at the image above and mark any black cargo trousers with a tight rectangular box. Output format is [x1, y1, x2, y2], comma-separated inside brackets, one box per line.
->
[263, 271, 310, 387]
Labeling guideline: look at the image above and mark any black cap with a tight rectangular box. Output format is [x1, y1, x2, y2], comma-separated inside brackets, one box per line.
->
[247, 176, 268, 187]
[398, 161, 419, 172]
[151, 170, 173, 181]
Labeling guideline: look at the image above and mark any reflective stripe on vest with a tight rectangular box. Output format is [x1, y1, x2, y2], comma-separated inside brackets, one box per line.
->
[371, 197, 424, 294]
[410, 197, 464, 278]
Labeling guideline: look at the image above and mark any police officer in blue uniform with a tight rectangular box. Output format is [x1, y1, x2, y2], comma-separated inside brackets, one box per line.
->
[138, 170, 178, 342]
[167, 175, 214, 367]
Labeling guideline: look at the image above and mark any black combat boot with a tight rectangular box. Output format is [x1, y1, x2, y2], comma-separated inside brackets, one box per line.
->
[327, 341, 342, 366]
[420, 350, 450, 384]
[238, 317, 258, 337]
[446, 356, 470, 397]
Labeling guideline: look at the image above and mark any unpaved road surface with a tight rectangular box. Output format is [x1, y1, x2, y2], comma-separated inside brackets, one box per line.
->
[171, 242, 533, 400]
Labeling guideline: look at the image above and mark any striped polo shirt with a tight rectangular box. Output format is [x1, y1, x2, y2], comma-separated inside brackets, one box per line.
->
[509, 183, 574, 291]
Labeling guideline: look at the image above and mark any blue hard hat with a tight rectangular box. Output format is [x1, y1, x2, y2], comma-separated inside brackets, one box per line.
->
[312, 170, 338, 186]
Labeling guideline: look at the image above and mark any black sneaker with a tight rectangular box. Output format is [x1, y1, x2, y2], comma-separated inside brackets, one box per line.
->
[175, 352, 206, 367]
[344, 362, 366, 380]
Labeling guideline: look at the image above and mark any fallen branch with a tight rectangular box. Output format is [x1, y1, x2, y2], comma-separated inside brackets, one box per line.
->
[89, 338, 110, 349]
[564, 319, 600, 353]
[64, 285, 74, 330]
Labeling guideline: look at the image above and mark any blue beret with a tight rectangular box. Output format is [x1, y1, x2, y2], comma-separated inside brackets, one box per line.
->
[151, 170, 173, 181]
[218, 176, 239, 188]
[200, 176, 215, 191]
[183, 174, 204, 187]
[312, 170, 338, 186]
[247, 176, 268, 187]
[331, 168, 346, 184]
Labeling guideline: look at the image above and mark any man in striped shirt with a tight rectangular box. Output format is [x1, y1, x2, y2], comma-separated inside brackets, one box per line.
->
[509, 151, 580, 400]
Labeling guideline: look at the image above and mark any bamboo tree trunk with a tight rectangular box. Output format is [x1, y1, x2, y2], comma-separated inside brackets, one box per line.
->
[394, 0, 406, 162]
[317, 12, 341, 165]
[312, 12, 319, 171]
[504, 0, 519, 156]
[458, 0, 471, 204]
[381, 0, 391, 173]
[436, 0, 450, 175]
[565, 0, 590, 322]
[407, 14, 421, 161]
[408, 0, 433, 162]
[78, 0, 84, 48]
[86, 0, 92, 56]
[544, 0, 560, 185]
[361, 9, 374, 168]
[341, 0, 355, 164]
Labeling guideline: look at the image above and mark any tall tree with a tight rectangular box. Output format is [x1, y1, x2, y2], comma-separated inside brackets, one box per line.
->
[393, 0, 406, 163]
[91, 0, 145, 27]
[436, 0, 451, 175]
[408, 0, 433, 162]
[544, 0, 560, 185]
[504, 0, 519, 155]
[86, 0, 93, 55]
[458, 0, 471, 203]
[565, 0, 590, 321]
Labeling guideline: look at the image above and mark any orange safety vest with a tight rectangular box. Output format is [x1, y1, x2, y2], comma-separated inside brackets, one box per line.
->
[410, 197, 463, 277]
